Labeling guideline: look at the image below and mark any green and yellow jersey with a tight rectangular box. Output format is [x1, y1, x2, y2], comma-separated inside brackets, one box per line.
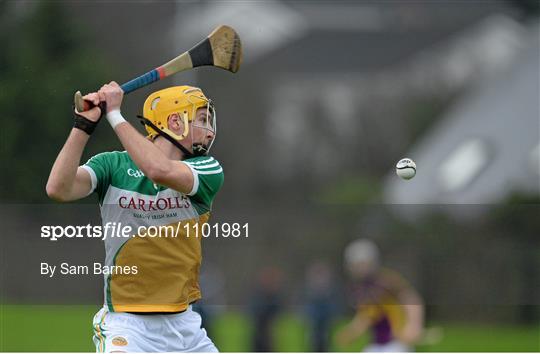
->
[82, 151, 223, 313]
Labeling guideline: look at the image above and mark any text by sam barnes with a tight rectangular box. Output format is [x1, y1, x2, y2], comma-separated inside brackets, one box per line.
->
[41, 262, 137, 277]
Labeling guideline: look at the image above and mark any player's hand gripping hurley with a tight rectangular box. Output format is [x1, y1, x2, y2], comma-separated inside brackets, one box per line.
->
[74, 25, 242, 112]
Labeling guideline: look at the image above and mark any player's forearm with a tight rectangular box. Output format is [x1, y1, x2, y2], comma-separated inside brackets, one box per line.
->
[339, 326, 360, 344]
[401, 304, 424, 342]
[337, 315, 369, 346]
[398, 290, 425, 344]
[112, 120, 172, 180]
[100, 84, 178, 183]
[46, 128, 90, 200]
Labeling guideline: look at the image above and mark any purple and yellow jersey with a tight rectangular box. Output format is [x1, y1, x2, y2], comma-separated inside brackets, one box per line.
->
[83, 151, 223, 313]
[350, 268, 411, 344]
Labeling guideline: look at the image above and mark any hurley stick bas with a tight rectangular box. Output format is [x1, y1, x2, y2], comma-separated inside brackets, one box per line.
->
[74, 25, 242, 112]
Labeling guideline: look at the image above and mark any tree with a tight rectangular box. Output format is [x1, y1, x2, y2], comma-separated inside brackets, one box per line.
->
[0, 2, 113, 202]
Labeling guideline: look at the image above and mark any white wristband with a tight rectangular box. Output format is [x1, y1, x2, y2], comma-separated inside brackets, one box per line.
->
[106, 109, 126, 129]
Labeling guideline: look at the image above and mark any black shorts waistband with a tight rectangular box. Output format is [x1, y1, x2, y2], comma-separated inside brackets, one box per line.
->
[126, 301, 197, 315]
[127, 311, 185, 315]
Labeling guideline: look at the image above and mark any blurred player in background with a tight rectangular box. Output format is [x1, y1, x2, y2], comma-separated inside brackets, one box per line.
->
[304, 261, 337, 352]
[336, 239, 424, 352]
[46, 82, 223, 352]
[250, 267, 284, 352]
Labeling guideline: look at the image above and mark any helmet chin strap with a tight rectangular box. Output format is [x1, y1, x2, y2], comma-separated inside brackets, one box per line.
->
[138, 115, 208, 159]
[192, 143, 208, 155]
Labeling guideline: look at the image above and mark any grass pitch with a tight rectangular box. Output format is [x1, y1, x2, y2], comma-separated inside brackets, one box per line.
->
[1, 305, 538, 352]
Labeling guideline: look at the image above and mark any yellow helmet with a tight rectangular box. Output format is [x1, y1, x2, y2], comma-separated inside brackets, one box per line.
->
[142, 85, 215, 142]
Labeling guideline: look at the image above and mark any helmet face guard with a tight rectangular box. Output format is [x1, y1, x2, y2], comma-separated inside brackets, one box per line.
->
[141, 86, 217, 157]
[188, 95, 217, 156]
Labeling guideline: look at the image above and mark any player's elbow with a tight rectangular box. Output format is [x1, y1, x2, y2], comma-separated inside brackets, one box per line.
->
[46, 183, 69, 202]
[145, 164, 170, 185]
[145, 162, 192, 194]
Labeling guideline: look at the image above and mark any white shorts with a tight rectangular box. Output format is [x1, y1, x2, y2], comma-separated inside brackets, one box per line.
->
[92, 306, 218, 352]
[363, 340, 410, 352]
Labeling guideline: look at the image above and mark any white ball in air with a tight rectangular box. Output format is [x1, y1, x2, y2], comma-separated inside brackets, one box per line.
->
[396, 158, 416, 180]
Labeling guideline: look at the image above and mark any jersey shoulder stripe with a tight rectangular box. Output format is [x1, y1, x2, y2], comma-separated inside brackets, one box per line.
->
[182, 155, 224, 214]
[196, 167, 223, 175]
[185, 157, 215, 165]
[184, 156, 222, 174]
[190, 161, 220, 170]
